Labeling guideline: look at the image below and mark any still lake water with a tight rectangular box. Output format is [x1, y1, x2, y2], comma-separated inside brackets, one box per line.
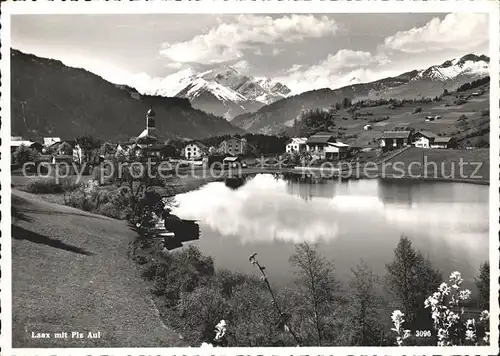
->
[172, 174, 489, 287]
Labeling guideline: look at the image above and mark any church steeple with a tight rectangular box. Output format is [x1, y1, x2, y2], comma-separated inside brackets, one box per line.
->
[136, 105, 158, 143]
[146, 104, 156, 130]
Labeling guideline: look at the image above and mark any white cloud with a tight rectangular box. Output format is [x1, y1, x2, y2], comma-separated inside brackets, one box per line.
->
[160, 14, 338, 64]
[231, 60, 251, 73]
[277, 49, 391, 93]
[383, 13, 488, 53]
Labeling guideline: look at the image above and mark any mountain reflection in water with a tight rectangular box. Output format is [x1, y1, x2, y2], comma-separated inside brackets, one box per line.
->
[172, 174, 489, 285]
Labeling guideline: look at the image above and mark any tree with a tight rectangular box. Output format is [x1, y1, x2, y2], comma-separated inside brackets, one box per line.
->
[13, 144, 39, 165]
[75, 135, 101, 149]
[342, 97, 352, 109]
[300, 109, 338, 136]
[58, 142, 74, 155]
[289, 242, 340, 346]
[385, 236, 442, 329]
[474, 261, 489, 310]
[99, 142, 116, 157]
[348, 260, 384, 346]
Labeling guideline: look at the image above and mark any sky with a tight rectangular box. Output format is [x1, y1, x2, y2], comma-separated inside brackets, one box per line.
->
[11, 13, 489, 94]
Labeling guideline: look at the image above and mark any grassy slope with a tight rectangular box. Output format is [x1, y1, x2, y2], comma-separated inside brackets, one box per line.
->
[12, 189, 185, 348]
[378, 147, 490, 182]
[326, 85, 490, 148]
[239, 83, 489, 142]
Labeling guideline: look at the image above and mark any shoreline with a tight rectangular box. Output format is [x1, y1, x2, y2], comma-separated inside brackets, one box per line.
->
[169, 167, 490, 187]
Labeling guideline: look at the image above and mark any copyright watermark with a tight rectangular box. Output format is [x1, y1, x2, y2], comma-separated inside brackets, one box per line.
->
[21, 155, 485, 185]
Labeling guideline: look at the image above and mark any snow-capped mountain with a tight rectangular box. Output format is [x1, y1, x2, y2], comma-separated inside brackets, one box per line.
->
[348, 77, 362, 85]
[232, 53, 490, 134]
[148, 66, 291, 120]
[416, 54, 489, 81]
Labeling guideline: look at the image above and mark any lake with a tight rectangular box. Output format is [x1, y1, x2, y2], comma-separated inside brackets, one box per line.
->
[172, 174, 489, 287]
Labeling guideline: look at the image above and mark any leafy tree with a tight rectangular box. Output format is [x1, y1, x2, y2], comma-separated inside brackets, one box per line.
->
[342, 97, 352, 109]
[348, 260, 384, 346]
[58, 141, 74, 155]
[385, 236, 442, 330]
[99, 142, 116, 156]
[474, 261, 489, 310]
[75, 135, 101, 149]
[13, 144, 39, 165]
[299, 109, 338, 136]
[289, 242, 341, 346]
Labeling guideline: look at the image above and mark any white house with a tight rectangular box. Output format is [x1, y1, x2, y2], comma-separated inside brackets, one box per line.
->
[379, 131, 412, 151]
[430, 137, 454, 149]
[363, 124, 372, 131]
[305, 132, 349, 160]
[184, 141, 207, 160]
[43, 137, 61, 146]
[412, 131, 437, 148]
[285, 137, 307, 153]
[325, 141, 350, 159]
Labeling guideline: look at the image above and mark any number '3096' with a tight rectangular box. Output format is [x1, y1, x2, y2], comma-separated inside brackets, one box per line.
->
[416, 330, 431, 337]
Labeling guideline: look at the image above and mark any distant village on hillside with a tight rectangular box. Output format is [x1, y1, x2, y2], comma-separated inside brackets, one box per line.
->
[12, 103, 466, 173]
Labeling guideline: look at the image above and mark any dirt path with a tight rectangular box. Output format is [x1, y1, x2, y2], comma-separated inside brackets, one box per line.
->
[11, 189, 184, 348]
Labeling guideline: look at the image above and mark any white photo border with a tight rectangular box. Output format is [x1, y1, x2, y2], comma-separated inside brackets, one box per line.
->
[0, 1, 498, 355]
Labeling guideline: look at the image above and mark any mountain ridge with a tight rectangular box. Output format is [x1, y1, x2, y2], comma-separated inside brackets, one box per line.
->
[10, 49, 243, 142]
[231, 53, 489, 134]
[146, 65, 292, 120]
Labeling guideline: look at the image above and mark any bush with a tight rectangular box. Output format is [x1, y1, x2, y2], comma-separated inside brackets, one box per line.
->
[13, 145, 39, 165]
[25, 177, 80, 194]
[413, 107, 422, 114]
[176, 284, 231, 345]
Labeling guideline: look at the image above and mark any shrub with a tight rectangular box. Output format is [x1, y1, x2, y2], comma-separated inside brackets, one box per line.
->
[26, 179, 62, 194]
[146, 245, 215, 303]
[176, 283, 231, 345]
[13, 145, 39, 165]
[413, 107, 422, 114]
[26, 177, 80, 194]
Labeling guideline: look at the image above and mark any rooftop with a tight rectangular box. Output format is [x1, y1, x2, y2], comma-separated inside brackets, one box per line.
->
[306, 132, 336, 144]
[434, 137, 452, 143]
[223, 156, 240, 162]
[287, 137, 307, 145]
[381, 131, 412, 139]
[414, 130, 437, 138]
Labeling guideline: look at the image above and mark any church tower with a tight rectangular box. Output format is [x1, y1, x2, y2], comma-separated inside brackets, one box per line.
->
[146, 106, 156, 135]
[137, 105, 157, 141]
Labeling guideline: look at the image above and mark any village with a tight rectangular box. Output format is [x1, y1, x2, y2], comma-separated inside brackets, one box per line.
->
[11, 106, 462, 177]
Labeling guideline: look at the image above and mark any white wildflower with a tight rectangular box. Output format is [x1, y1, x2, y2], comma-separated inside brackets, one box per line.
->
[459, 289, 471, 301]
[449, 271, 463, 288]
[403, 329, 411, 339]
[446, 311, 460, 324]
[437, 328, 448, 340]
[480, 310, 490, 322]
[466, 319, 475, 329]
[483, 332, 490, 344]
[438, 282, 451, 295]
[391, 310, 404, 326]
[465, 329, 475, 341]
[214, 319, 227, 341]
